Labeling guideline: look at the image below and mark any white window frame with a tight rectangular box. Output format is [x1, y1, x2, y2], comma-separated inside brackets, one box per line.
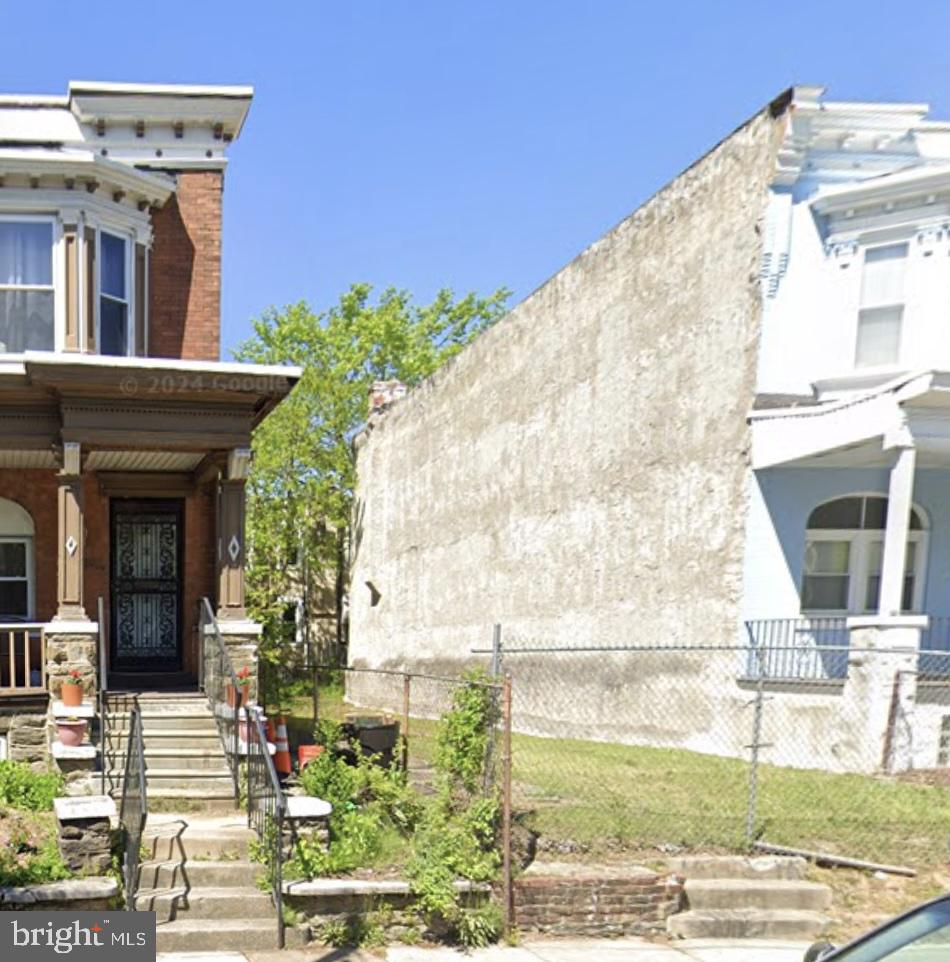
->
[0, 534, 34, 621]
[801, 495, 928, 616]
[0, 214, 59, 355]
[96, 227, 134, 357]
[853, 241, 909, 371]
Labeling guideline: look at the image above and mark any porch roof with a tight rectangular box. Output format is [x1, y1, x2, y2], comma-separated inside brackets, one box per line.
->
[749, 370, 950, 469]
[0, 352, 301, 462]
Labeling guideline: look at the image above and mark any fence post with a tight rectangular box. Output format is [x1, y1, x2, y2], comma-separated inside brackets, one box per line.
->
[745, 642, 766, 848]
[402, 672, 411, 772]
[490, 623, 503, 678]
[501, 673, 514, 938]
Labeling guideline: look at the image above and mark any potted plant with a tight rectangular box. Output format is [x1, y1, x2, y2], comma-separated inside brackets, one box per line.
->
[56, 716, 87, 747]
[60, 669, 83, 708]
[225, 666, 251, 709]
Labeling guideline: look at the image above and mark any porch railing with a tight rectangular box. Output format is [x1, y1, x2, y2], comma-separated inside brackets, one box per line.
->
[743, 618, 850, 681]
[199, 597, 241, 803]
[97, 598, 108, 794]
[0, 623, 46, 693]
[119, 696, 147, 911]
[919, 616, 950, 676]
[246, 705, 286, 949]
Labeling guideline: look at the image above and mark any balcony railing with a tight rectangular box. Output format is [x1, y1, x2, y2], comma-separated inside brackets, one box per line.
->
[743, 618, 850, 681]
[0, 623, 46, 693]
[919, 616, 950, 677]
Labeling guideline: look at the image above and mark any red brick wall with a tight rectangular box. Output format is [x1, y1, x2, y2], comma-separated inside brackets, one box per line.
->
[0, 472, 217, 677]
[514, 869, 684, 937]
[148, 171, 223, 361]
[0, 470, 58, 621]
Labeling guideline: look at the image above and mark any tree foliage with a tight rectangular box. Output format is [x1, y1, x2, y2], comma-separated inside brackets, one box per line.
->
[235, 283, 510, 641]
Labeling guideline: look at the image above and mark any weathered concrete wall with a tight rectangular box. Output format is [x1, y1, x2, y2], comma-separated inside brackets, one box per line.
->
[350, 102, 789, 691]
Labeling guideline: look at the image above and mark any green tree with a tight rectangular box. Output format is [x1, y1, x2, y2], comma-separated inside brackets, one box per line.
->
[235, 283, 509, 667]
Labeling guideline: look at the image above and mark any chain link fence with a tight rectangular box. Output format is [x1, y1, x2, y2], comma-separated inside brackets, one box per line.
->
[478, 633, 950, 871]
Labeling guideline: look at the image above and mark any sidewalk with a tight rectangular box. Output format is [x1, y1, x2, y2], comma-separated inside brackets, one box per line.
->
[158, 937, 811, 962]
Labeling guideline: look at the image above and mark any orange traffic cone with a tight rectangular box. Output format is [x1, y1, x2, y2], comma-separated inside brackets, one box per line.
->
[265, 718, 276, 742]
[274, 715, 292, 775]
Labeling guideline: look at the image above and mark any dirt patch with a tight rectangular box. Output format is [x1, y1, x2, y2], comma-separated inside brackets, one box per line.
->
[811, 864, 950, 944]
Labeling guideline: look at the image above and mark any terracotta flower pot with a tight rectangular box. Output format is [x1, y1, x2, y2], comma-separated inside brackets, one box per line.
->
[225, 684, 243, 709]
[57, 720, 87, 747]
[298, 745, 324, 769]
[60, 681, 83, 707]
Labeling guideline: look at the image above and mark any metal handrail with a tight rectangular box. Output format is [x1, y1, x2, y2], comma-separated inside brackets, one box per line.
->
[97, 597, 107, 795]
[118, 696, 147, 911]
[199, 597, 242, 803]
[246, 704, 286, 949]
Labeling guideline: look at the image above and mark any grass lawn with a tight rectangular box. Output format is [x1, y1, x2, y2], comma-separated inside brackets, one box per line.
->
[282, 681, 950, 869]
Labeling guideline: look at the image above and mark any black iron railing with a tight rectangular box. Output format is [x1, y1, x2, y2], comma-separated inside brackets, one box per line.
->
[743, 618, 850, 680]
[247, 704, 286, 949]
[119, 697, 147, 911]
[97, 597, 108, 795]
[199, 597, 241, 802]
[919, 616, 950, 676]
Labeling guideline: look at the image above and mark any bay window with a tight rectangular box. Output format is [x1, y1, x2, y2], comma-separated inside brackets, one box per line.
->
[99, 230, 130, 356]
[0, 219, 55, 353]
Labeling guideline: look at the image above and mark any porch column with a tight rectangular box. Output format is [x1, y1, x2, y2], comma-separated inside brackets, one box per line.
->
[878, 444, 917, 617]
[55, 442, 87, 621]
[216, 447, 251, 621]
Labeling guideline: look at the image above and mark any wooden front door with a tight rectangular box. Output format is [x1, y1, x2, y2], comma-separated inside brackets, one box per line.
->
[110, 499, 183, 671]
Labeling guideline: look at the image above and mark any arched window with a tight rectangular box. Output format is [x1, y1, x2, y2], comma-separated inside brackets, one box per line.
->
[0, 498, 34, 620]
[801, 495, 927, 614]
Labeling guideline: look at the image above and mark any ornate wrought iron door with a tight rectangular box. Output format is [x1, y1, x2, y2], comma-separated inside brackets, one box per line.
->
[111, 500, 182, 670]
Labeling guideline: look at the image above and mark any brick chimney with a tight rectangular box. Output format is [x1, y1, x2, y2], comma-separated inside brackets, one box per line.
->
[369, 380, 407, 415]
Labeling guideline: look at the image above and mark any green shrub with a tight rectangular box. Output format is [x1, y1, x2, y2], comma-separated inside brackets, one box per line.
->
[0, 761, 63, 812]
[0, 811, 72, 887]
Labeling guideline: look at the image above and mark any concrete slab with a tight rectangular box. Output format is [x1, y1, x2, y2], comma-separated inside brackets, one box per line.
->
[159, 939, 814, 962]
[677, 940, 810, 962]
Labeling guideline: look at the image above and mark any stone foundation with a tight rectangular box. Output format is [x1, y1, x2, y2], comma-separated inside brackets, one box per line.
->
[0, 878, 119, 910]
[46, 629, 98, 701]
[216, 622, 261, 703]
[54, 796, 116, 875]
[3, 706, 49, 767]
[513, 863, 684, 936]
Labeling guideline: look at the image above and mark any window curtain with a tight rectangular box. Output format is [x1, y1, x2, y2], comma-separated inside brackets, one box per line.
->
[0, 223, 54, 353]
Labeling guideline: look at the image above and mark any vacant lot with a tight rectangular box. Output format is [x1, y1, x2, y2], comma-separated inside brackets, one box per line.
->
[285, 679, 950, 870]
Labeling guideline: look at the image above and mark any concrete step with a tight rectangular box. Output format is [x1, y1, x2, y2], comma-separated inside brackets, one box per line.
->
[123, 768, 234, 786]
[139, 859, 257, 890]
[135, 885, 273, 920]
[685, 878, 832, 912]
[139, 749, 230, 771]
[155, 918, 300, 953]
[666, 855, 808, 881]
[107, 730, 223, 749]
[143, 813, 251, 861]
[146, 792, 239, 814]
[667, 908, 832, 941]
[107, 713, 220, 732]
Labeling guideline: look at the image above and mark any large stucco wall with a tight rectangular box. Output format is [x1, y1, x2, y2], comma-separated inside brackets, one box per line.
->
[349, 102, 788, 690]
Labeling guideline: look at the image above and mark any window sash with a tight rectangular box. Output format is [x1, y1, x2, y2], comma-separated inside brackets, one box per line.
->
[97, 230, 132, 356]
[0, 537, 32, 620]
[801, 529, 925, 615]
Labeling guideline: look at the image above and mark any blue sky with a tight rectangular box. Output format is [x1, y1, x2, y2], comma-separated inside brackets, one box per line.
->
[4, 1, 950, 356]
